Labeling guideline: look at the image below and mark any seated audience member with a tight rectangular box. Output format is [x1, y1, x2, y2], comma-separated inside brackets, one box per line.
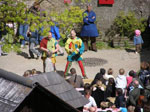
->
[84, 83, 92, 91]
[115, 88, 126, 108]
[105, 78, 116, 98]
[104, 68, 114, 81]
[126, 70, 135, 88]
[31, 69, 42, 76]
[115, 68, 127, 93]
[143, 95, 150, 112]
[119, 103, 127, 112]
[92, 80, 106, 108]
[129, 80, 141, 107]
[128, 79, 143, 92]
[99, 101, 109, 112]
[31, 68, 37, 75]
[23, 70, 31, 77]
[108, 102, 120, 112]
[144, 85, 150, 99]
[132, 72, 144, 88]
[127, 105, 135, 112]
[68, 68, 84, 88]
[139, 61, 150, 87]
[88, 107, 97, 112]
[91, 68, 106, 86]
[84, 89, 97, 112]
[137, 89, 145, 112]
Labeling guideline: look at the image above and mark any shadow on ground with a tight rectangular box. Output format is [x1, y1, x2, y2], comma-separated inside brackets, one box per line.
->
[125, 48, 135, 53]
[17, 52, 29, 59]
[83, 57, 108, 67]
[140, 49, 150, 62]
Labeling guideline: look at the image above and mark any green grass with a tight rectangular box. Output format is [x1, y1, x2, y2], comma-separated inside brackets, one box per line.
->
[96, 41, 112, 49]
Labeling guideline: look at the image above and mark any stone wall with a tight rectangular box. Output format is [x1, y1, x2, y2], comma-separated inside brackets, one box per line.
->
[25, 0, 68, 12]
[24, 0, 150, 36]
[75, 0, 150, 34]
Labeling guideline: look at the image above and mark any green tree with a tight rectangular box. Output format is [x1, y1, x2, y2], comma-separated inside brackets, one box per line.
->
[0, 0, 27, 52]
[0, 0, 84, 53]
[57, 6, 83, 39]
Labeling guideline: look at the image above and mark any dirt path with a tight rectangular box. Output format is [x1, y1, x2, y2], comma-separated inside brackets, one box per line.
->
[0, 47, 143, 79]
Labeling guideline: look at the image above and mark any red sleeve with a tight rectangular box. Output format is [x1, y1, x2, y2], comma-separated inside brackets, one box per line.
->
[40, 38, 47, 49]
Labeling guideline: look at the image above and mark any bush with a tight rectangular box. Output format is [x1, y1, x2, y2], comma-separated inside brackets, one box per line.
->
[106, 11, 147, 39]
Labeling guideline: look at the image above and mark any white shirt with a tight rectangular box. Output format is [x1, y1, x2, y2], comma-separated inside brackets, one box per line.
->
[115, 74, 127, 89]
[84, 96, 97, 108]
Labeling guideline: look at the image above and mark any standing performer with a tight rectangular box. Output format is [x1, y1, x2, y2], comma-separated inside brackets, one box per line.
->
[80, 4, 99, 52]
[40, 32, 59, 72]
[64, 30, 88, 79]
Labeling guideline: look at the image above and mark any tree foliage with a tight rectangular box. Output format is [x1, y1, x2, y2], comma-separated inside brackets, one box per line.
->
[0, 0, 84, 53]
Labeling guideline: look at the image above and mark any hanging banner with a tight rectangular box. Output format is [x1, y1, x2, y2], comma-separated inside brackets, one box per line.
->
[99, 0, 114, 5]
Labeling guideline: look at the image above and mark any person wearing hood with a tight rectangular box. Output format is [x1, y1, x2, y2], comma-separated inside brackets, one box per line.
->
[115, 68, 127, 93]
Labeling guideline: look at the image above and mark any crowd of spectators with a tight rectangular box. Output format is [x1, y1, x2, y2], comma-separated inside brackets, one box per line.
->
[66, 61, 150, 112]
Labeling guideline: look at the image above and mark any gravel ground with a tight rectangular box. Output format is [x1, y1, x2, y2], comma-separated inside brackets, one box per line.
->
[0, 46, 149, 79]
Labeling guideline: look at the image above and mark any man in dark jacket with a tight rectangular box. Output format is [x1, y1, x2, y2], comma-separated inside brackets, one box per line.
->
[129, 80, 141, 106]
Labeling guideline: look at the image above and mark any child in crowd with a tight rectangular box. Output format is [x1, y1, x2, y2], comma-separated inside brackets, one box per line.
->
[23, 69, 41, 77]
[104, 68, 115, 85]
[84, 89, 97, 112]
[115, 88, 126, 109]
[91, 68, 106, 86]
[104, 68, 114, 81]
[23, 70, 31, 77]
[133, 29, 144, 54]
[31, 69, 37, 75]
[105, 78, 116, 98]
[127, 106, 135, 112]
[115, 68, 127, 93]
[126, 70, 135, 88]
[92, 80, 106, 108]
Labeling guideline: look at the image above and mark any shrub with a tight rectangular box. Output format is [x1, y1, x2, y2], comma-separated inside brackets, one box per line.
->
[106, 11, 147, 39]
